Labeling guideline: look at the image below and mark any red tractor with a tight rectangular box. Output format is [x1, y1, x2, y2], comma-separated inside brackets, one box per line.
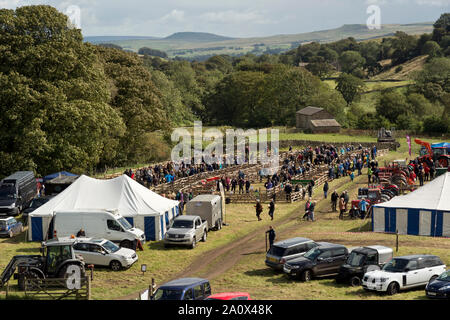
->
[348, 185, 399, 219]
[415, 139, 450, 169]
[377, 160, 414, 188]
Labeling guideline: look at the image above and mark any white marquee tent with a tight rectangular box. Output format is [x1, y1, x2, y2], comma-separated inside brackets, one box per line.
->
[372, 172, 450, 237]
[28, 175, 179, 241]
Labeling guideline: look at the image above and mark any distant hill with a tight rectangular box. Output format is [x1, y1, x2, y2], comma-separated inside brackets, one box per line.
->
[86, 23, 433, 59]
[163, 32, 235, 42]
[84, 36, 161, 43]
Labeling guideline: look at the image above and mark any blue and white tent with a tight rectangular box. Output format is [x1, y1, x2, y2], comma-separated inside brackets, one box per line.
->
[28, 175, 179, 242]
[372, 173, 450, 237]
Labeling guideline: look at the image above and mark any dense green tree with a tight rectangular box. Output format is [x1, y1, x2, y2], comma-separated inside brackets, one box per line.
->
[376, 90, 409, 123]
[336, 73, 365, 105]
[338, 51, 366, 75]
[0, 5, 125, 176]
[414, 57, 450, 100]
[432, 13, 450, 44]
[95, 46, 169, 165]
[391, 31, 419, 65]
[421, 41, 442, 59]
[138, 47, 168, 58]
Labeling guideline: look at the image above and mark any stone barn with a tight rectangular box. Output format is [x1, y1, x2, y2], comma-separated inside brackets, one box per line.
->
[296, 106, 341, 133]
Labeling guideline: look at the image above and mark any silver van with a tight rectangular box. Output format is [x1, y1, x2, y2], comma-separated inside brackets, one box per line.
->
[265, 237, 318, 270]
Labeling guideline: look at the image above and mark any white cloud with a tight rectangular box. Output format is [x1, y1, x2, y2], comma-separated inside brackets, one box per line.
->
[159, 9, 185, 22]
[200, 10, 272, 25]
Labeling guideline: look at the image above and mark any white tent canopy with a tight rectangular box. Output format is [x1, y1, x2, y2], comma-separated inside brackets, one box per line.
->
[372, 173, 450, 237]
[375, 172, 450, 211]
[28, 175, 179, 241]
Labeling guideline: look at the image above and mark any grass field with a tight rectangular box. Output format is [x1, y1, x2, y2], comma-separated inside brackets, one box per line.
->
[1, 134, 447, 300]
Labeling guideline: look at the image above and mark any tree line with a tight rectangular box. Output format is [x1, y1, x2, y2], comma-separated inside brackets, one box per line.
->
[0, 5, 449, 178]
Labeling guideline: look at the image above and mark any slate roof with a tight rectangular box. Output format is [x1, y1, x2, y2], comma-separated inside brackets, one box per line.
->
[310, 119, 341, 127]
[296, 106, 324, 116]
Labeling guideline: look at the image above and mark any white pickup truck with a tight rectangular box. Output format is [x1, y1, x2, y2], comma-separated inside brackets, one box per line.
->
[163, 215, 208, 249]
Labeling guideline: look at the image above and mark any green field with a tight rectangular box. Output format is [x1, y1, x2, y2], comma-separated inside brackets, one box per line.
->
[1, 133, 447, 300]
[93, 23, 433, 59]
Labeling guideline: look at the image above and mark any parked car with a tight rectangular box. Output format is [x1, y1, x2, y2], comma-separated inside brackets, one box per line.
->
[186, 194, 223, 231]
[206, 292, 251, 300]
[425, 270, 450, 299]
[52, 209, 145, 249]
[164, 215, 208, 249]
[0, 217, 23, 238]
[265, 237, 318, 271]
[153, 278, 211, 300]
[336, 245, 393, 286]
[362, 255, 446, 295]
[72, 238, 138, 271]
[0, 171, 36, 216]
[22, 195, 54, 219]
[283, 242, 349, 281]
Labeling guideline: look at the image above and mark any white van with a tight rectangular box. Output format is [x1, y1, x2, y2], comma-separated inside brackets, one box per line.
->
[52, 209, 145, 249]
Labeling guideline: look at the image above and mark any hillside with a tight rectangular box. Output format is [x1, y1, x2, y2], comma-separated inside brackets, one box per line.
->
[371, 55, 429, 81]
[84, 36, 161, 43]
[163, 32, 235, 42]
[91, 23, 433, 59]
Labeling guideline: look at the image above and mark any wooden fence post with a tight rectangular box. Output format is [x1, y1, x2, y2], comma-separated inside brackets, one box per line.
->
[87, 276, 91, 300]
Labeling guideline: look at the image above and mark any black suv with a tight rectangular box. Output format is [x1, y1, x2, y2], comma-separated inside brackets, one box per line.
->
[283, 242, 349, 281]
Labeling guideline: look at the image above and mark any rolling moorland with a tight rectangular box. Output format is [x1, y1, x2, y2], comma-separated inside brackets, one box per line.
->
[85, 23, 434, 59]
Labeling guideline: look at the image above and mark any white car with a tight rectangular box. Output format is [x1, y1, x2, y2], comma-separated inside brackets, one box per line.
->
[362, 255, 446, 295]
[73, 238, 138, 271]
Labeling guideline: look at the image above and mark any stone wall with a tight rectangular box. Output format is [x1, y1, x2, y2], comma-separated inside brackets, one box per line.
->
[279, 140, 400, 151]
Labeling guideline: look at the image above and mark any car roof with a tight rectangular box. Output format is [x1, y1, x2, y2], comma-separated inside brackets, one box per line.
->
[273, 237, 313, 248]
[159, 278, 209, 289]
[74, 238, 107, 245]
[394, 254, 438, 260]
[174, 215, 198, 221]
[316, 242, 346, 249]
[207, 292, 249, 299]
[0, 217, 15, 221]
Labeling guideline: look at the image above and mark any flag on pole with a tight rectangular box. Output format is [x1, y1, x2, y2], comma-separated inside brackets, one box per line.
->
[406, 135, 412, 157]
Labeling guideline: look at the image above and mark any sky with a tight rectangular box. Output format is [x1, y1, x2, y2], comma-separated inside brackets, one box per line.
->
[0, 0, 449, 37]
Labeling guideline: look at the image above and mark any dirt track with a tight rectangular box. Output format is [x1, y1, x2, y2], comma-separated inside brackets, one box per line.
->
[116, 175, 358, 300]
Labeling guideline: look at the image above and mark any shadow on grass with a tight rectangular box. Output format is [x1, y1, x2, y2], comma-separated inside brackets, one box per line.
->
[241, 251, 266, 256]
[15, 248, 40, 253]
[347, 221, 372, 232]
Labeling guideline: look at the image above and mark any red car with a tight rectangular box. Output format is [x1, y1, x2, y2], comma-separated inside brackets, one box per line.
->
[205, 292, 252, 300]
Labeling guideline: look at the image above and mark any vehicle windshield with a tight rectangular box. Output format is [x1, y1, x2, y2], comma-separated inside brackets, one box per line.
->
[153, 289, 183, 300]
[267, 245, 286, 257]
[382, 258, 409, 272]
[118, 218, 132, 230]
[102, 240, 120, 253]
[368, 192, 378, 201]
[30, 198, 48, 208]
[347, 251, 366, 267]
[432, 148, 446, 156]
[437, 271, 450, 282]
[304, 248, 322, 261]
[0, 185, 15, 199]
[171, 220, 193, 228]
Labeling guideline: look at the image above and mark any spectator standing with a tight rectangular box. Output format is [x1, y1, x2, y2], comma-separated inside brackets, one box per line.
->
[308, 201, 316, 222]
[323, 181, 329, 199]
[255, 200, 263, 221]
[359, 198, 369, 219]
[331, 190, 338, 212]
[268, 199, 275, 221]
[339, 196, 346, 219]
[266, 226, 276, 249]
